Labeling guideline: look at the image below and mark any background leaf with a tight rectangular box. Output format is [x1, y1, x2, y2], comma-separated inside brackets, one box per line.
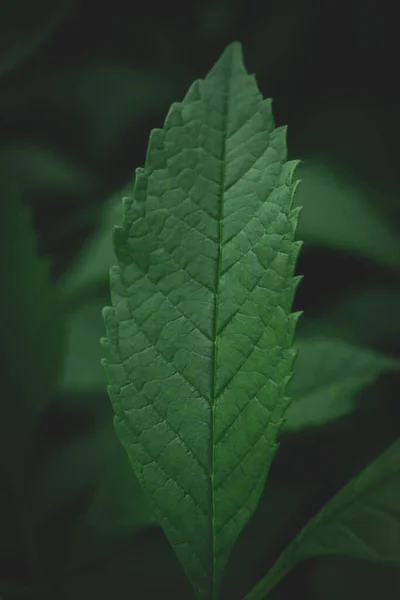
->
[294, 160, 400, 269]
[0, 0, 75, 79]
[0, 161, 65, 593]
[102, 42, 302, 599]
[291, 437, 400, 564]
[60, 299, 109, 393]
[64, 419, 157, 548]
[245, 437, 400, 599]
[284, 337, 400, 431]
[0, 163, 65, 463]
[59, 196, 124, 309]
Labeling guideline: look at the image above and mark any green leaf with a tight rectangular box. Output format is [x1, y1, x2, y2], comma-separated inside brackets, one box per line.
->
[291, 437, 400, 562]
[284, 337, 400, 431]
[71, 420, 156, 540]
[0, 163, 65, 582]
[80, 423, 158, 536]
[223, 481, 320, 600]
[102, 41, 302, 600]
[53, 420, 157, 575]
[2, 143, 95, 202]
[60, 299, 109, 393]
[294, 161, 400, 269]
[243, 437, 400, 600]
[60, 195, 124, 308]
[0, 165, 64, 465]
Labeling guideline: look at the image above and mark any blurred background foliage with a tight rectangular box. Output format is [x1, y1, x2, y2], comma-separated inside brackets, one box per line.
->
[0, 0, 399, 598]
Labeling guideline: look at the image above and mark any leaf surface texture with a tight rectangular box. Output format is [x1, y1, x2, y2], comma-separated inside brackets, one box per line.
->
[102, 42, 302, 599]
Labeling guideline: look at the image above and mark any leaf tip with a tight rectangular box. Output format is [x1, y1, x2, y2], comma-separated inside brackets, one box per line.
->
[208, 40, 245, 78]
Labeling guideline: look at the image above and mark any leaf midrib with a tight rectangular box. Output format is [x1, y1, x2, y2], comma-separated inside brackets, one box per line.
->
[210, 55, 233, 599]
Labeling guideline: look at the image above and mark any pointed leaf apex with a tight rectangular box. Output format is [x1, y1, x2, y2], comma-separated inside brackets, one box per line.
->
[208, 41, 245, 77]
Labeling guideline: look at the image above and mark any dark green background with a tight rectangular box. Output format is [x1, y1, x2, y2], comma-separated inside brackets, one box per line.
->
[0, 1, 399, 598]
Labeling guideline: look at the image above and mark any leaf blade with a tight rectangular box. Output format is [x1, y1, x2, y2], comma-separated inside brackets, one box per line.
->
[0, 165, 65, 460]
[294, 160, 400, 269]
[292, 437, 400, 563]
[244, 438, 400, 600]
[0, 162, 65, 580]
[284, 337, 400, 431]
[102, 41, 302, 599]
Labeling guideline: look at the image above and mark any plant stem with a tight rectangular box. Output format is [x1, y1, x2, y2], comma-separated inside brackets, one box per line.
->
[241, 549, 297, 600]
